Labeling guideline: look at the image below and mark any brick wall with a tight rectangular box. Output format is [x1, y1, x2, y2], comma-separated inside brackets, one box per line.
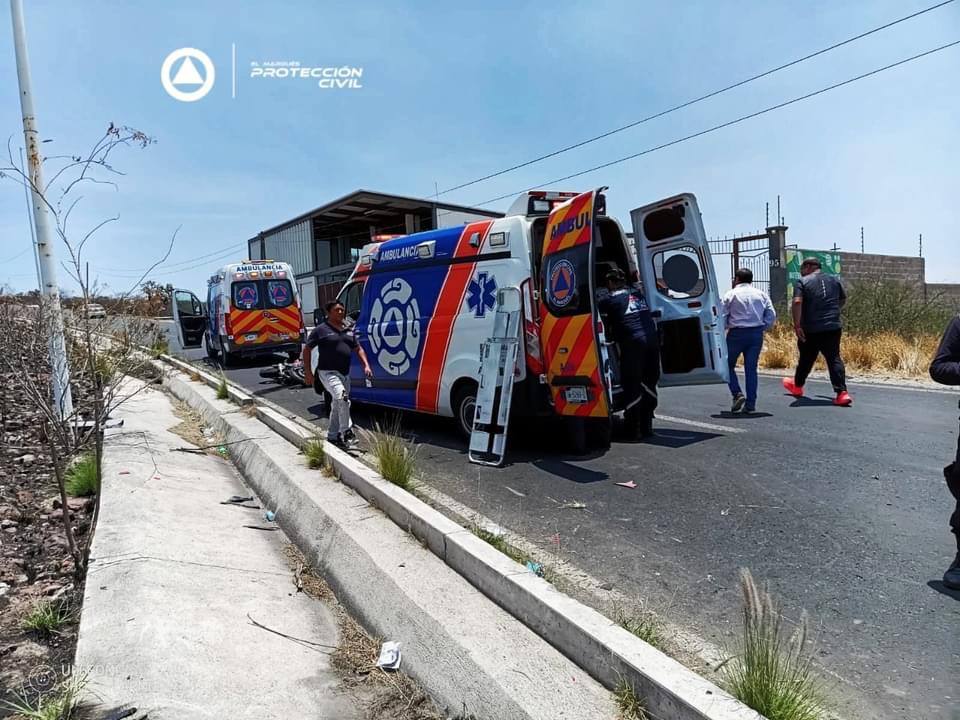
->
[927, 283, 960, 310]
[839, 252, 925, 289]
[837, 251, 960, 309]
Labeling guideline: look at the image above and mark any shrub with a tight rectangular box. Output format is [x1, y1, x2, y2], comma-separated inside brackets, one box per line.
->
[216, 374, 229, 400]
[614, 677, 647, 719]
[363, 418, 418, 490]
[613, 604, 663, 649]
[303, 436, 325, 469]
[842, 279, 953, 337]
[21, 598, 72, 637]
[65, 454, 98, 496]
[721, 569, 824, 720]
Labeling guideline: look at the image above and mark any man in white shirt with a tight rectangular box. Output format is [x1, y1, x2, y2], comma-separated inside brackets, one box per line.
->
[721, 268, 777, 413]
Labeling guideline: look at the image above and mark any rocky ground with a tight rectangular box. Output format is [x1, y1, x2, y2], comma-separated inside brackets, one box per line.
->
[0, 371, 97, 713]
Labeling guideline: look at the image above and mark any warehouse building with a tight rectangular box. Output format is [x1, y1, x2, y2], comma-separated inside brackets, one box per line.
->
[246, 190, 502, 315]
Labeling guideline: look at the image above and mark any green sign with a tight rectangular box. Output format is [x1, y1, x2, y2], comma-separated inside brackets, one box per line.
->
[785, 249, 842, 298]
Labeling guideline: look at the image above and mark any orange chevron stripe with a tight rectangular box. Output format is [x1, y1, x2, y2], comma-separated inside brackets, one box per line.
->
[544, 192, 592, 255]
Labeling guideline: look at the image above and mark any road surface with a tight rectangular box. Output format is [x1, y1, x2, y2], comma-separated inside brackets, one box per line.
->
[168, 328, 959, 720]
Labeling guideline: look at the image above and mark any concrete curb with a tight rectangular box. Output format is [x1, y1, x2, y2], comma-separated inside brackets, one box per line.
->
[159, 366, 615, 720]
[158, 356, 763, 720]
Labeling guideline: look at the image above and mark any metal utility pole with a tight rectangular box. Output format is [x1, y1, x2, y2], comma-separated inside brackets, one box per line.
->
[919, 233, 923, 257]
[860, 226, 864, 254]
[10, 0, 73, 418]
[19, 146, 41, 289]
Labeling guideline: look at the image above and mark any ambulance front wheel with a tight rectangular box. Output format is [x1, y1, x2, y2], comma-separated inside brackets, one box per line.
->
[453, 382, 478, 440]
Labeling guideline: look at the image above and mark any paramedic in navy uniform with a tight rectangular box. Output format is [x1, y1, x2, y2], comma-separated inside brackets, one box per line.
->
[597, 268, 661, 439]
[306, 300, 373, 450]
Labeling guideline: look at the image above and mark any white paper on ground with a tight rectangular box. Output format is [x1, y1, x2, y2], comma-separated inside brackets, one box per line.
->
[376, 641, 402, 670]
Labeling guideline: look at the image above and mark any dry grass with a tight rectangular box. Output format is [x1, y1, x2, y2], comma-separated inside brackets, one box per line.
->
[759, 325, 940, 378]
[281, 545, 445, 720]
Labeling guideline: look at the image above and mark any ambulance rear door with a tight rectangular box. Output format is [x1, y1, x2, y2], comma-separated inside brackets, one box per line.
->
[538, 189, 609, 417]
[630, 193, 728, 387]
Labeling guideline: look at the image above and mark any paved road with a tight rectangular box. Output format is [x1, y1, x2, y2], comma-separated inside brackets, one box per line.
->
[169, 329, 959, 720]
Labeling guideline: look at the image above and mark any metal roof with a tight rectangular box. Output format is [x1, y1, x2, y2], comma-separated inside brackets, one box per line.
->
[252, 189, 503, 239]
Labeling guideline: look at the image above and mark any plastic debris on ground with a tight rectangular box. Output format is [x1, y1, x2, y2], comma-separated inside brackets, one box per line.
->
[615, 480, 637, 489]
[376, 641, 402, 671]
[526, 561, 544, 577]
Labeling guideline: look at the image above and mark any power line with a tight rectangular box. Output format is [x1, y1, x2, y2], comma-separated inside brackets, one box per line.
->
[436, 0, 956, 196]
[474, 40, 960, 206]
[98, 240, 246, 273]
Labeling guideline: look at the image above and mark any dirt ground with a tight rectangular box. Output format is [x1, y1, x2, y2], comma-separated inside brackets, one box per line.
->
[280, 544, 453, 720]
[0, 377, 95, 713]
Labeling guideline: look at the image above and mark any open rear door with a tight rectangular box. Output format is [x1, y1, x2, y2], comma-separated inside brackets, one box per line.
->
[538, 189, 609, 417]
[630, 194, 728, 387]
[171, 288, 207, 350]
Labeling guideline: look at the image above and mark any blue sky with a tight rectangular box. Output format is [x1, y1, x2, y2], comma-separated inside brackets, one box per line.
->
[1, 0, 958, 294]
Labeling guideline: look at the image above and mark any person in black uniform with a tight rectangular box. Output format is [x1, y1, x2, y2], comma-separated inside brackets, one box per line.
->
[597, 268, 660, 439]
[930, 313, 960, 590]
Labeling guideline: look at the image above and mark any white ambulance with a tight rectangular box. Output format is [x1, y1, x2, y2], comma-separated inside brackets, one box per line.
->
[171, 260, 305, 366]
[314, 188, 728, 449]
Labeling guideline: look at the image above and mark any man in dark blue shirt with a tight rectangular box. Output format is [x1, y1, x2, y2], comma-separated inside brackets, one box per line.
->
[597, 268, 660, 439]
[782, 257, 852, 407]
[930, 313, 960, 590]
[306, 301, 373, 450]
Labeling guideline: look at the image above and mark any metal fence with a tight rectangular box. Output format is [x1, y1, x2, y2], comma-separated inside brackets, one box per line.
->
[708, 233, 771, 294]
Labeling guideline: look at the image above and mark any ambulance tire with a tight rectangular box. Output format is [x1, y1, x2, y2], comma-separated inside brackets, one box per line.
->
[586, 417, 612, 450]
[566, 418, 588, 456]
[219, 338, 236, 368]
[453, 382, 478, 440]
[204, 332, 219, 361]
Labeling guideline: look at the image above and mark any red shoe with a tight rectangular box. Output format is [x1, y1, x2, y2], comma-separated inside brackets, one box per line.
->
[782, 378, 804, 398]
[833, 390, 853, 407]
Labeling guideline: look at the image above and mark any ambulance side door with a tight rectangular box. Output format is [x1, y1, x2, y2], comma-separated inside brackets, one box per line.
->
[630, 193, 728, 387]
[538, 189, 609, 417]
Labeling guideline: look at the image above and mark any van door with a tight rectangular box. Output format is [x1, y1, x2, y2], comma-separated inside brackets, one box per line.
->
[171, 289, 206, 350]
[630, 194, 728, 386]
[538, 189, 609, 417]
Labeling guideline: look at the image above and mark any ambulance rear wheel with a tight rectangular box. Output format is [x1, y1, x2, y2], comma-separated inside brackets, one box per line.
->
[566, 418, 588, 456]
[453, 382, 478, 440]
[586, 418, 612, 450]
[204, 332, 219, 361]
[219, 338, 236, 368]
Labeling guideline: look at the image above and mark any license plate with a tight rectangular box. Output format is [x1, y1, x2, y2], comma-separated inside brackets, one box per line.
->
[564, 387, 588, 404]
[245, 333, 258, 341]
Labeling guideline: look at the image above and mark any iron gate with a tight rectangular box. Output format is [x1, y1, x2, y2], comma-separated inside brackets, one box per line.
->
[708, 233, 771, 294]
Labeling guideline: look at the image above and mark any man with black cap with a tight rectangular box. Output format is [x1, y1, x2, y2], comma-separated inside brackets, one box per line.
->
[597, 268, 660, 438]
[930, 313, 960, 590]
[782, 256, 853, 406]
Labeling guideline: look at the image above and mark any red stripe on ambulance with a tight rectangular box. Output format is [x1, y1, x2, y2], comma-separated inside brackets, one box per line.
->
[415, 219, 494, 413]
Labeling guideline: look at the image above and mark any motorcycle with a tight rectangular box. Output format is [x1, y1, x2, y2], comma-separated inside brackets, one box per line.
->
[258, 358, 306, 386]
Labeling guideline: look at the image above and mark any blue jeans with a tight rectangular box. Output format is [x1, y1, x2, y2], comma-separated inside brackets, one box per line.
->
[726, 326, 764, 407]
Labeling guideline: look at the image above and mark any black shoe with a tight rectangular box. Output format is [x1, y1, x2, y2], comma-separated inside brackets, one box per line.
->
[342, 428, 360, 448]
[731, 393, 746, 413]
[743, 404, 756, 414]
[945, 552, 960, 590]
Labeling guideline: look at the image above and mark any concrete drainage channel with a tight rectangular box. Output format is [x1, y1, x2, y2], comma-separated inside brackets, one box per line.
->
[157, 355, 762, 720]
